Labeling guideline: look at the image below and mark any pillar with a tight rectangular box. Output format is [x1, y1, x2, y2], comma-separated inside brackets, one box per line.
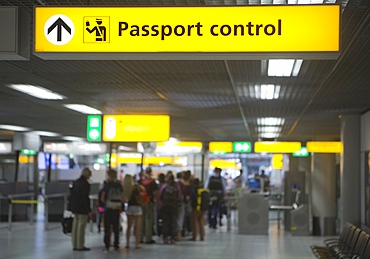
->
[340, 115, 361, 229]
[312, 153, 336, 235]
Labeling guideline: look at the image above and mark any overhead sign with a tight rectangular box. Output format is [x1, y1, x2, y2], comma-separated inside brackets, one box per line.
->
[209, 142, 233, 154]
[87, 115, 102, 142]
[103, 115, 170, 142]
[254, 142, 301, 153]
[34, 5, 340, 60]
[306, 141, 342, 153]
[233, 142, 252, 153]
[293, 147, 309, 157]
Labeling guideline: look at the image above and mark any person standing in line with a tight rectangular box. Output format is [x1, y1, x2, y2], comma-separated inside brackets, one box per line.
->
[189, 178, 208, 241]
[101, 169, 124, 252]
[205, 167, 226, 229]
[69, 168, 92, 251]
[123, 174, 145, 249]
[138, 167, 158, 244]
[159, 174, 182, 244]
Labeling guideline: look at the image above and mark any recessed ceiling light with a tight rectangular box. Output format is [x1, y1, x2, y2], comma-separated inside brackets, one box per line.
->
[259, 133, 280, 138]
[63, 136, 85, 141]
[0, 124, 31, 131]
[255, 84, 280, 100]
[64, 104, 102, 114]
[268, 59, 303, 77]
[257, 117, 285, 126]
[257, 126, 282, 133]
[7, 84, 66, 100]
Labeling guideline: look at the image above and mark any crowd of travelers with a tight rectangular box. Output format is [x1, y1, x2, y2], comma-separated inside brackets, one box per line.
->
[68, 166, 227, 252]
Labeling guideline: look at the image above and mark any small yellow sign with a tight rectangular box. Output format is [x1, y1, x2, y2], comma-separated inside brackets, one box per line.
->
[306, 141, 342, 153]
[103, 115, 170, 142]
[254, 142, 301, 153]
[34, 5, 340, 54]
[209, 142, 233, 153]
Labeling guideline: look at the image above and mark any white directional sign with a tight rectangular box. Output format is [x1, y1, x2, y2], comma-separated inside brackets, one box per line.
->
[44, 14, 75, 46]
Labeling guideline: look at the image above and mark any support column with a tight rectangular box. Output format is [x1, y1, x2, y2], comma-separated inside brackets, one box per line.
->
[312, 153, 336, 235]
[340, 115, 361, 229]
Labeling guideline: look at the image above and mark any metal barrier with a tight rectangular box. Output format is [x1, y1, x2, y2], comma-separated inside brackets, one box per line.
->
[89, 194, 98, 233]
[43, 193, 69, 231]
[7, 192, 37, 231]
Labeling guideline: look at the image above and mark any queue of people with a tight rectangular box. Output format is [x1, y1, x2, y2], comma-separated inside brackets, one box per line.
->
[68, 166, 231, 253]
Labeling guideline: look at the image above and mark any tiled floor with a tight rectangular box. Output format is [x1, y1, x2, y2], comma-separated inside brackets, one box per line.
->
[0, 209, 330, 259]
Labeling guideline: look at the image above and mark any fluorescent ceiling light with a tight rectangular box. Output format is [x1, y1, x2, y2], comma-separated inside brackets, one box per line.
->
[255, 84, 280, 100]
[7, 84, 66, 100]
[0, 124, 31, 131]
[268, 59, 303, 77]
[257, 126, 282, 133]
[62, 136, 85, 141]
[32, 131, 60, 137]
[64, 104, 102, 114]
[259, 133, 280, 138]
[257, 117, 285, 126]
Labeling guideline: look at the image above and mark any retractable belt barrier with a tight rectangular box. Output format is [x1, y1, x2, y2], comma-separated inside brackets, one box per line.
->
[10, 200, 41, 204]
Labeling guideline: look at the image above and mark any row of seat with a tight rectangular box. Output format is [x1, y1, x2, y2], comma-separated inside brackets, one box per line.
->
[311, 222, 370, 259]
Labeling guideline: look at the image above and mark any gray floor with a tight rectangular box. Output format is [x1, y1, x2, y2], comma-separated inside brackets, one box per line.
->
[0, 208, 330, 259]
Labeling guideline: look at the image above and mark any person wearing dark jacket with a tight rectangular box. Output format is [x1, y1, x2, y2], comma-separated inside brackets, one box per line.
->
[69, 168, 92, 251]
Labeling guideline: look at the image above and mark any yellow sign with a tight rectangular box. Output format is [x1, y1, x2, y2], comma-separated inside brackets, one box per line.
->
[209, 142, 233, 153]
[254, 142, 301, 153]
[272, 154, 283, 169]
[103, 115, 170, 142]
[34, 5, 340, 55]
[306, 141, 342, 153]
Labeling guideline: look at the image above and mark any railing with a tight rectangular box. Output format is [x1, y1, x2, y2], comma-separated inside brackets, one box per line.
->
[7, 192, 37, 231]
[43, 193, 69, 231]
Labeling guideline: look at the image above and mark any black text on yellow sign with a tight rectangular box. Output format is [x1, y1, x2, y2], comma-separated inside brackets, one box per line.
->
[118, 20, 282, 41]
[34, 5, 340, 53]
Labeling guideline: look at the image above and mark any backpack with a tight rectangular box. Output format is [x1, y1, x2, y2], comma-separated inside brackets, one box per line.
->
[134, 185, 150, 206]
[106, 184, 122, 210]
[162, 185, 178, 207]
[196, 188, 210, 212]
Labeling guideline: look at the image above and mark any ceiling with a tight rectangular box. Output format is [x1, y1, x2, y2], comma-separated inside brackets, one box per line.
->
[0, 0, 369, 145]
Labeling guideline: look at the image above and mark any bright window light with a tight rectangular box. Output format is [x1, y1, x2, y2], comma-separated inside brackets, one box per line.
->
[64, 104, 102, 114]
[268, 59, 303, 77]
[257, 126, 282, 133]
[257, 117, 285, 126]
[257, 84, 280, 100]
[0, 124, 31, 131]
[7, 84, 66, 100]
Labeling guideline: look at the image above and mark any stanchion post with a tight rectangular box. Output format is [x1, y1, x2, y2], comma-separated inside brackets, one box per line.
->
[30, 197, 34, 226]
[8, 202, 12, 231]
[45, 197, 49, 231]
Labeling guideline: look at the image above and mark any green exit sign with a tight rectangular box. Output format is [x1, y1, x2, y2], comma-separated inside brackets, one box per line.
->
[293, 147, 309, 157]
[87, 115, 102, 141]
[21, 149, 37, 155]
[233, 142, 251, 153]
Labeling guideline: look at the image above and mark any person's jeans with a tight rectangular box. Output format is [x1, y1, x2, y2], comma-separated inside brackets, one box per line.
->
[104, 209, 120, 248]
[161, 206, 177, 240]
[192, 209, 205, 239]
[72, 214, 88, 249]
[208, 201, 220, 228]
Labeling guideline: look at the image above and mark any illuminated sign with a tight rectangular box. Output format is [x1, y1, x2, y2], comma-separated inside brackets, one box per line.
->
[272, 154, 283, 169]
[0, 143, 12, 153]
[306, 141, 342, 153]
[254, 142, 301, 153]
[292, 147, 309, 157]
[103, 115, 170, 142]
[87, 115, 102, 141]
[209, 142, 233, 153]
[34, 5, 340, 59]
[21, 149, 37, 155]
[233, 142, 252, 153]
